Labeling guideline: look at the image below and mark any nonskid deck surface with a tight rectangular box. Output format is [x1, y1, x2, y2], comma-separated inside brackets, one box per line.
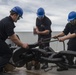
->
[1, 66, 76, 75]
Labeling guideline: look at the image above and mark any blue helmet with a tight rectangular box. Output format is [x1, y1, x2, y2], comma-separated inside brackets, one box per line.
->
[37, 7, 45, 17]
[68, 11, 76, 21]
[11, 6, 23, 18]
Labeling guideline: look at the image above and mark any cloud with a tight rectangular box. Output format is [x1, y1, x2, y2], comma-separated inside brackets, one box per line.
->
[0, 0, 76, 32]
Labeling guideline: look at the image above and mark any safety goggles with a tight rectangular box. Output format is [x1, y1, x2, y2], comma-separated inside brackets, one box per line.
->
[17, 15, 21, 20]
[37, 15, 44, 19]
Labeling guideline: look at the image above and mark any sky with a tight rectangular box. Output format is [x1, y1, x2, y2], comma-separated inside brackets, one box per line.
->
[0, 0, 76, 32]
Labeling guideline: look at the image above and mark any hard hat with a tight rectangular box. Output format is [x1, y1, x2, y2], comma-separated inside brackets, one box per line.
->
[11, 6, 23, 18]
[68, 11, 76, 21]
[37, 7, 45, 17]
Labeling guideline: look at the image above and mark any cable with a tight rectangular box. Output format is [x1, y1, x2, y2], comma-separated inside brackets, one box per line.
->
[38, 38, 65, 51]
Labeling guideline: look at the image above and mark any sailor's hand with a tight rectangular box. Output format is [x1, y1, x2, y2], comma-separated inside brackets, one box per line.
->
[22, 43, 29, 49]
[58, 37, 65, 42]
[33, 28, 37, 34]
[52, 35, 58, 39]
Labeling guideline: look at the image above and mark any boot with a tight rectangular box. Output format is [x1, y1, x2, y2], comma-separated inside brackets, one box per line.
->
[57, 67, 68, 71]
[41, 63, 48, 69]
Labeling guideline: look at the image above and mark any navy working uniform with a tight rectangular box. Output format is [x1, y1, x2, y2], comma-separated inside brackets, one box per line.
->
[36, 16, 52, 49]
[36, 15, 52, 69]
[52, 11, 76, 71]
[0, 16, 15, 69]
[63, 22, 76, 65]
